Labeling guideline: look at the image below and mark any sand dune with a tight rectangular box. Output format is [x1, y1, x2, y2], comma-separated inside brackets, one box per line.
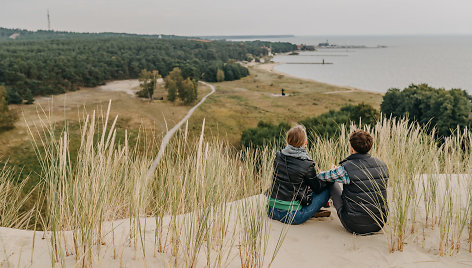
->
[1, 193, 471, 267]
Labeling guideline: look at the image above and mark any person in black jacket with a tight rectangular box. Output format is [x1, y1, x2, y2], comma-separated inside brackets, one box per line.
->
[267, 125, 332, 225]
[317, 130, 389, 234]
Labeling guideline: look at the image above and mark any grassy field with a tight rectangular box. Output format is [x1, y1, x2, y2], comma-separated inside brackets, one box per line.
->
[189, 63, 383, 145]
[0, 81, 211, 182]
[0, 63, 383, 180]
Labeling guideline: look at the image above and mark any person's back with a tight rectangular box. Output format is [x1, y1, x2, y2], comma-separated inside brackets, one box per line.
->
[317, 130, 389, 234]
[266, 125, 331, 225]
[340, 153, 388, 234]
[269, 151, 323, 205]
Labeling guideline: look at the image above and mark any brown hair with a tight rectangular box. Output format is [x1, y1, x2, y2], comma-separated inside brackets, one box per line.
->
[349, 130, 373, 154]
[286, 125, 308, 148]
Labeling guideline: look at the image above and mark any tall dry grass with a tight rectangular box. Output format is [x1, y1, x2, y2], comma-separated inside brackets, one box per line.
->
[0, 164, 38, 229]
[311, 117, 472, 256]
[2, 106, 472, 266]
[5, 103, 288, 267]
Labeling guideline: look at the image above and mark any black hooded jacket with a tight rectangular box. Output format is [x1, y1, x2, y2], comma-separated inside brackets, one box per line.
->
[268, 151, 329, 203]
[340, 153, 389, 234]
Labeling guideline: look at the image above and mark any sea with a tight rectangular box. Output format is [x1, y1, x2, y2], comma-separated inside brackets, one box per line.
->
[239, 35, 472, 93]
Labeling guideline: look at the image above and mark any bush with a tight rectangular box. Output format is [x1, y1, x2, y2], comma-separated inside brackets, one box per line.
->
[300, 103, 380, 139]
[241, 121, 290, 149]
[6, 87, 22, 104]
[241, 104, 380, 148]
[381, 84, 472, 137]
[165, 68, 198, 105]
[0, 86, 17, 131]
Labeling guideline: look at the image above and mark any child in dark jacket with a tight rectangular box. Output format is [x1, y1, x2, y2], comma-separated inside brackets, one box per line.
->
[317, 130, 389, 234]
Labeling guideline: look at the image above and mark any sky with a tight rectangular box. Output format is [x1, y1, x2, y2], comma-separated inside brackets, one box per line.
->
[1, 0, 472, 36]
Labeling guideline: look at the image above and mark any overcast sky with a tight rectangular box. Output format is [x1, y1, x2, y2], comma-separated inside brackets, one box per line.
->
[1, 0, 472, 36]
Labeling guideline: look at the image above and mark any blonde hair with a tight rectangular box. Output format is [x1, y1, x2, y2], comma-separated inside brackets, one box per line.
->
[286, 125, 308, 148]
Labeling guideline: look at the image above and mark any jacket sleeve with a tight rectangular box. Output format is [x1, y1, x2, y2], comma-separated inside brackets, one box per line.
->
[317, 166, 350, 184]
[304, 162, 330, 194]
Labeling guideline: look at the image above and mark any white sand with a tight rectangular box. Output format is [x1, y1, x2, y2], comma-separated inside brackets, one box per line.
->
[1, 191, 471, 267]
[99, 80, 140, 97]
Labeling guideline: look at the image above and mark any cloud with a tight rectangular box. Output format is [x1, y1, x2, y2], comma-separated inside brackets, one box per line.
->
[1, 0, 471, 35]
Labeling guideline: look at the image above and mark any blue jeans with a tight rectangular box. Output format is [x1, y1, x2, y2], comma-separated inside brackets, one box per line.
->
[266, 189, 330, 225]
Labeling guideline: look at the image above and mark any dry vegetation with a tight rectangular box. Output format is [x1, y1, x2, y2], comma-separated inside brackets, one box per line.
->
[1, 107, 472, 267]
[1, 105, 288, 267]
[1, 64, 471, 267]
[0, 81, 211, 154]
[315, 119, 472, 256]
[189, 64, 383, 145]
[0, 81, 211, 183]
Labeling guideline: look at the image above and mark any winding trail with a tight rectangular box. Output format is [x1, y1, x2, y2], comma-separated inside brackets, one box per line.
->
[145, 81, 216, 180]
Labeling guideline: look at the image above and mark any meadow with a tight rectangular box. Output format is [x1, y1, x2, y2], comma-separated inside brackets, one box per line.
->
[0, 81, 211, 184]
[189, 64, 383, 145]
[0, 63, 381, 183]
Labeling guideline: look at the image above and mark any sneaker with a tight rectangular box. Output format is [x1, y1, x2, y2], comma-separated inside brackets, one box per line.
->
[313, 209, 331, 218]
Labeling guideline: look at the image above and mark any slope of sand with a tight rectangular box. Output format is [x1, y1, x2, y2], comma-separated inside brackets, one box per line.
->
[99, 79, 163, 97]
[1, 193, 471, 267]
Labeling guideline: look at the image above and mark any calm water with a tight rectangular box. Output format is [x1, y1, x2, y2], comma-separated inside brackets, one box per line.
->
[250, 36, 472, 93]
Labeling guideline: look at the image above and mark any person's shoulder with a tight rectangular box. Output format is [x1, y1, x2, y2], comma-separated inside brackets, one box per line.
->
[282, 152, 313, 165]
[370, 156, 385, 163]
[274, 150, 281, 156]
[299, 157, 315, 168]
[370, 156, 388, 167]
[274, 151, 282, 162]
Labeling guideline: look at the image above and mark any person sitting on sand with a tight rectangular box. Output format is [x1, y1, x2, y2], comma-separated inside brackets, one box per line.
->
[267, 125, 332, 225]
[317, 130, 389, 234]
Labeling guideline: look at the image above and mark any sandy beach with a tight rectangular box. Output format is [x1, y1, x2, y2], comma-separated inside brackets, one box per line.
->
[1, 193, 471, 267]
[256, 62, 381, 95]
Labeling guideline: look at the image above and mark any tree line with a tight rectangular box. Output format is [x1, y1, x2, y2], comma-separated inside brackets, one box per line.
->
[0, 27, 185, 41]
[0, 37, 296, 104]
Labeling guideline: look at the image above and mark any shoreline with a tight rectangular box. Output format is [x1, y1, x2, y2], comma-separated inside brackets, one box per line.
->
[257, 61, 383, 96]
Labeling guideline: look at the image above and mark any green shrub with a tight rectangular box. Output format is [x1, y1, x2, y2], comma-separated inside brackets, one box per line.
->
[241, 121, 290, 149]
[381, 84, 472, 137]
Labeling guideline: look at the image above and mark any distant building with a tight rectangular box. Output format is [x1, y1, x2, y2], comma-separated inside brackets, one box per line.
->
[318, 40, 331, 47]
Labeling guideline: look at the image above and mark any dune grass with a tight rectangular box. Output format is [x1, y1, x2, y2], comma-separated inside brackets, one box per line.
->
[5, 103, 287, 267]
[311, 118, 472, 255]
[1, 106, 472, 266]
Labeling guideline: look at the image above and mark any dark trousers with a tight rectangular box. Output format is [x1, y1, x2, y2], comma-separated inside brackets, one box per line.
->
[330, 183, 353, 233]
[330, 183, 382, 235]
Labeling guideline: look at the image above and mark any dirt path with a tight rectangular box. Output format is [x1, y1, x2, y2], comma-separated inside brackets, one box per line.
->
[145, 82, 216, 179]
[323, 89, 357, 94]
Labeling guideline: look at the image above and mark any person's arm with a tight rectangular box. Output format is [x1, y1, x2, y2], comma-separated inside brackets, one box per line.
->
[303, 163, 326, 194]
[317, 165, 350, 184]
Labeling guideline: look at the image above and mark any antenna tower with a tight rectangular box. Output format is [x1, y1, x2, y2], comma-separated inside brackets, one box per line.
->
[47, 9, 51, 31]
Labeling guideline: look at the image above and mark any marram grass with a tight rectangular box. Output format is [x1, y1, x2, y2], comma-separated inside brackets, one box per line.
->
[1, 109, 472, 267]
